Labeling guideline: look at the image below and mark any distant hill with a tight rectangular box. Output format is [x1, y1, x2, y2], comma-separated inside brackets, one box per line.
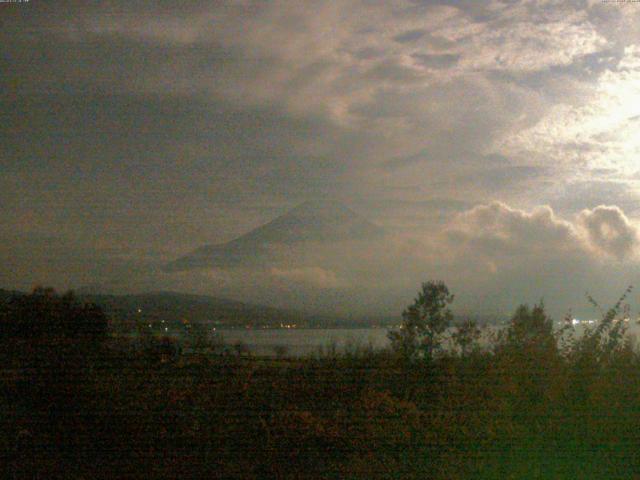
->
[79, 291, 315, 329]
[0, 288, 317, 328]
[165, 200, 384, 271]
[0, 288, 400, 329]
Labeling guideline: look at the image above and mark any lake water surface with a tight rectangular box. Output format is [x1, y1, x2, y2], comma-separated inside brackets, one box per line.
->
[213, 322, 640, 357]
[214, 328, 390, 356]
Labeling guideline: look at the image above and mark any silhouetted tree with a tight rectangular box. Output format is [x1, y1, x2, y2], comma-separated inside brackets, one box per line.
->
[501, 302, 555, 353]
[388, 280, 454, 359]
[1, 287, 108, 341]
[578, 286, 633, 361]
[493, 302, 560, 425]
[451, 318, 481, 356]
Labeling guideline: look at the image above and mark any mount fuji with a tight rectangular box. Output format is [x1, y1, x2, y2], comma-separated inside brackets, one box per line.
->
[165, 200, 384, 272]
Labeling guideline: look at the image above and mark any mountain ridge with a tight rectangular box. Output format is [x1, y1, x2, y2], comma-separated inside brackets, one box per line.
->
[165, 200, 383, 272]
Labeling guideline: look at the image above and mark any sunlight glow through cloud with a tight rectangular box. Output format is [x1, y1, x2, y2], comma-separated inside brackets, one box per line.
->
[502, 45, 640, 176]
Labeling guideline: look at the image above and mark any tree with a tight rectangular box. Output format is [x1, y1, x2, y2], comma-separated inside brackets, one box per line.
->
[581, 286, 633, 360]
[388, 280, 454, 360]
[500, 302, 555, 354]
[451, 318, 481, 356]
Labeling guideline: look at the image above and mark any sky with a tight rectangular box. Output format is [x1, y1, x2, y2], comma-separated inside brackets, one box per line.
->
[3, 0, 640, 318]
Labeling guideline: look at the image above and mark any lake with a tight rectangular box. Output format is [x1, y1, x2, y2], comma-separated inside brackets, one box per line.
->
[212, 321, 640, 357]
[111, 320, 640, 357]
[213, 328, 391, 356]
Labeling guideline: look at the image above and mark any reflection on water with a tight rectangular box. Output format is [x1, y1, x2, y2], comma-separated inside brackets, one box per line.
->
[212, 321, 640, 357]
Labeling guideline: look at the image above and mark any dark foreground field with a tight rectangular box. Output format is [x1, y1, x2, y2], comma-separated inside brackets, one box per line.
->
[3, 287, 640, 479]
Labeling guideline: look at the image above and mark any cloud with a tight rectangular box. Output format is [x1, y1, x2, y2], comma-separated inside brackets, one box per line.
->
[500, 45, 640, 175]
[447, 201, 640, 261]
[411, 53, 460, 69]
[431, 201, 640, 316]
[2, 0, 630, 220]
[393, 29, 427, 43]
[578, 205, 639, 260]
[446, 201, 580, 258]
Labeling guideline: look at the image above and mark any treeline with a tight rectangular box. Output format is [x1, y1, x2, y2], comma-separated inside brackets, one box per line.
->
[0, 287, 108, 340]
[1, 284, 640, 478]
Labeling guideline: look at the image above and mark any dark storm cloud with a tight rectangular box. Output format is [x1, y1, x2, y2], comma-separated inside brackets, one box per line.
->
[392, 29, 427, 43]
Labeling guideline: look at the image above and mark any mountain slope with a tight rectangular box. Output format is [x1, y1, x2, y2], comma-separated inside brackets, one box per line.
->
[165, 200, 383, 271]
